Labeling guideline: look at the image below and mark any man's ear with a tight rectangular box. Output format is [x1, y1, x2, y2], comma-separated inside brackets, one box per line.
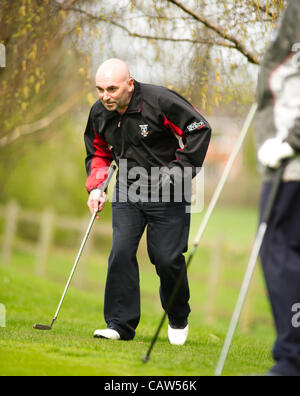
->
[128, 78, 135, 93]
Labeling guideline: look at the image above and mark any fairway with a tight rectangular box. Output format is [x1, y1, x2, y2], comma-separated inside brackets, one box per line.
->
[0, 206, 276, 376]
[1, 0, 298, 378]
[0, 265, 274, 376]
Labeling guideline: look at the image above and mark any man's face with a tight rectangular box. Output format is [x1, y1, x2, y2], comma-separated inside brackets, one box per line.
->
[96, 76, 134, 114]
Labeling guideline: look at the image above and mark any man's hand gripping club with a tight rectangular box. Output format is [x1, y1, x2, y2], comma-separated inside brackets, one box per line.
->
[87, 165, 117, 219]
[88, 188, 107, 219]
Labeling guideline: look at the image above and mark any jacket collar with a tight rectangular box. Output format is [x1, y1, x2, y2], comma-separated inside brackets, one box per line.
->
[126, 80, 143, 114]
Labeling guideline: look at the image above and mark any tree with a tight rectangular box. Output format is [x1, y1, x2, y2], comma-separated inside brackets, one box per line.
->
[51, 0, 287, 110]
[0, 0, 287, 210]
[0, 0, 287, 150]
[0, 0, 87, 149]
[54, 0, 286, 65]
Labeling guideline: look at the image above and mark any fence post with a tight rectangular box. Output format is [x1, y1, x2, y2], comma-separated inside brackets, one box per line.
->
[205, 235, 225, 325]
[2, 200, 19, 266]
[36, 208, 55, 277]
[0, 303, 6, 328]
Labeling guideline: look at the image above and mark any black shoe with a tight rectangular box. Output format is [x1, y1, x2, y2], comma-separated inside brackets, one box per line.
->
[169, 319, 188, 330]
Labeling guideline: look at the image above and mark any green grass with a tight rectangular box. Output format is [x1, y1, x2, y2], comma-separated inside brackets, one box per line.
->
[0, 206, 277, 376]
[190, 205, 259, 247]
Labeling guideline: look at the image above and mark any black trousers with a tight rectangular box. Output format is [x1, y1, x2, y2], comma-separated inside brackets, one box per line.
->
[260, 181, 300, 376]
[103, 190, 191, 340]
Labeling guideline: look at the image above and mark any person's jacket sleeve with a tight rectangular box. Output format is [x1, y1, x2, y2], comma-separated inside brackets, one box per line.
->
[84, 106, 113, 193]
[278, 0, 300, 151]
[257, 0, 300, 152]
[159, 89, 211, 177]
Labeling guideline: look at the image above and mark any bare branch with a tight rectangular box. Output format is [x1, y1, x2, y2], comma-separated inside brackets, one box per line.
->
[166, 0, 259, 64]
[256, 2, 282, 19]
[52, 1, 236, 49]
[0, 94, 82, 147]
[258, 5, 275, 18]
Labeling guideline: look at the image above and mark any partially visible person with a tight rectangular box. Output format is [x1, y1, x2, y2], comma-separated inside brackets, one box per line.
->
[256, 0, 300, 376]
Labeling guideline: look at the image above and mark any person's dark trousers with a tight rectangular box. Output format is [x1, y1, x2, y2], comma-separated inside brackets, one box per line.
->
[104, 190, 191, 340]
[260, 181, 300, 376]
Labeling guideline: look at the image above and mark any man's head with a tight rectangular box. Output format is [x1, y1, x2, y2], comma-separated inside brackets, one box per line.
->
[95, 59, 134, 114]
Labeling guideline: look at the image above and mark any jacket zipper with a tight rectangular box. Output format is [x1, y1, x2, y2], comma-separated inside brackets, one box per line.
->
[118, 116, 126, 158]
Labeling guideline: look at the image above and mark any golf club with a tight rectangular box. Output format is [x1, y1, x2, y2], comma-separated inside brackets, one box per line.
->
[142, 104, 258, 363]
[33, 164, 116, 331]
[215, 161, 287, 376]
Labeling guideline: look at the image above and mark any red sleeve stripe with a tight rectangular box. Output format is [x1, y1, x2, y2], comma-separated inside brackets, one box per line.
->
[192, 105, 201, 114]
[163, 115, 186, 138]
[85, 131, 113, 192]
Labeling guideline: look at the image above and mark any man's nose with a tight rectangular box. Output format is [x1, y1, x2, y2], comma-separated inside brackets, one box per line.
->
[103, 91, 110, 102]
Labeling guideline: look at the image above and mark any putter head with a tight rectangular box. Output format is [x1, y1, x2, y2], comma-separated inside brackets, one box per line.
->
[141, 354, 150, 364]
[33, 324, 52, 331]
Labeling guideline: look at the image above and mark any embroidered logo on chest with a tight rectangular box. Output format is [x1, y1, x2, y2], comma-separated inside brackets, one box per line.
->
[139, 124, 149, 137]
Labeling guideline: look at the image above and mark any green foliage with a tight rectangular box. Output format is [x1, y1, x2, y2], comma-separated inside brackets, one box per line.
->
[0, 0, 63, 131]
[0, 0, 89, 148]
[0, 116, 106, 218]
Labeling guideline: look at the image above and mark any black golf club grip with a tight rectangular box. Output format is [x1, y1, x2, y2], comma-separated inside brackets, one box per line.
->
[262, 161, 287, 224]
[99, 165, 117, 194]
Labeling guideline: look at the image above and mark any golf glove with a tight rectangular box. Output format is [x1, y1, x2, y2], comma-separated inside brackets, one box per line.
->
[258, 138, 295, 169]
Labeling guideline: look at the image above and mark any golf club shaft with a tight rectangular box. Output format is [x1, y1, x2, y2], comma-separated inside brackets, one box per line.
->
[214, 222, 267, 377]
[143, 104, 258, 362]
[215, 163, 286, 376]
[194, 103, 258, 246]
[52, 165, 116, 325]
[143, 250, 195, 362]
[53, 211, 98, 322]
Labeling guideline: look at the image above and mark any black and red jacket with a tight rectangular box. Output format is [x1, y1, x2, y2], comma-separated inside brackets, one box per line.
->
[84, 80, 211, 192]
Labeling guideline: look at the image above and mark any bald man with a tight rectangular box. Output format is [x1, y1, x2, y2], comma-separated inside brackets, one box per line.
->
[84, 58, 211, 343]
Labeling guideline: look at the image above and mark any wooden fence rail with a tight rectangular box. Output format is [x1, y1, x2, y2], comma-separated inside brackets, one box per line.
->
[0, 200, 112, 279]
